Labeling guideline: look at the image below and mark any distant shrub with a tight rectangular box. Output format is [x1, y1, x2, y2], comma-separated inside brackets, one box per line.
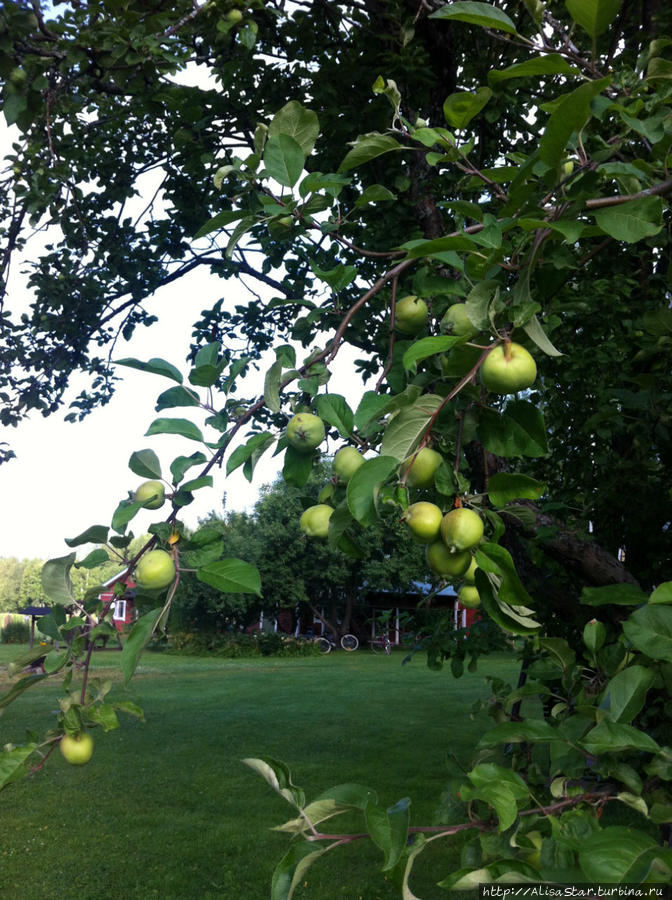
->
[1, 620, 30, 644]
[164, 631, 320, 658]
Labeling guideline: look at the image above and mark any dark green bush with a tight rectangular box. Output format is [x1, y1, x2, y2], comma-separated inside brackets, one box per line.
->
[1, 620, 31, 644]
[164, 630, 320, 658]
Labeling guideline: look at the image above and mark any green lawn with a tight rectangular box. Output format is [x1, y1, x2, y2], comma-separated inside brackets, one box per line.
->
[0, 646, 519, 899]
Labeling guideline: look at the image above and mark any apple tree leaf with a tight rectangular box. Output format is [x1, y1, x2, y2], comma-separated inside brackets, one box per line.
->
[64, 525, 109, 548]
[128, 448, 162, 480]
[41, 553, 76, 605]
[115, 357, 183, 384]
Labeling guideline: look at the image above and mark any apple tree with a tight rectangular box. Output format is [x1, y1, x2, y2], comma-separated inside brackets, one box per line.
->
[1, 0, 672, 893]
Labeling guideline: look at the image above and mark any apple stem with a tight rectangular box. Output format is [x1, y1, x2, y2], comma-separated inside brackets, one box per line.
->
[504, 340, 512, 361]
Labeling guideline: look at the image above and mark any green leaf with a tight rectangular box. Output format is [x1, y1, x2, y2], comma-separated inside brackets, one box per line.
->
[539, 77, 611, 170]
[578, 827, 663, 882]
[488, 54, 580, 83]
[354, 391, 397, 434]
[264, 358, 283, 413]
[225, 215, 255, 258]
[268, 100, 320, 156]
[443, 87, 492, 130]
[264, 134, 305, 188]
[128, 448, 162, 480]
[522, 314, 563, 357]
[0, 674, 47, 712]
[227, 433, 275, 477]
[603, 665, 655, 724]
[402, 336, 462, 372]
[197, 559, 262, 596]
[580, 720, 660, 755]
[243, 757, 306, 808]
[316, 394, 354, 437]
[354, 184, 397, 206]
[476, 572, 541, 635]
[581, 583, 648, 606]
[650, 582, 672, 605]
[593, 196, 663, 243]
[87, 703, 120, 732]
[380, 395, 443, 462]
[402, 234, 479, 259]
[64, 525, 109, 548]
[365, 797, 410, 871]
[338, 133, 401, 173]
[346, 456, 398, 527]
[145, 418, 204, 443]
[478, 401, 548, 458]
[76, 548, 110, 569]
[115, 357, 183, 384]
[41, 553, 76, 605]
[478, 718, 562, 748]
[155, 386, 201, 412]
[121, 608, 164, 683]
[189, 359, 226, 388]
[111, 498, 142, 533]
[430, 1, 518, 35]
[270, 842, 327, 900]
[565, 0, 622, 38]
[488, 473, 545, 506]
[0, 744, 38, 791]
[193, 208, 248, 239]
[170, 451, 207, 486]
[282, 445, 315, 487]
[476, 542, 535, 608]
[623, 605, 672, 662]
[308, 261, 358, 291]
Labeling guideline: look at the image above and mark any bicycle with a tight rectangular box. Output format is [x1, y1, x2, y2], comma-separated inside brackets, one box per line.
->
[316, 633, 359, 653]
[369, 632, 392, 655]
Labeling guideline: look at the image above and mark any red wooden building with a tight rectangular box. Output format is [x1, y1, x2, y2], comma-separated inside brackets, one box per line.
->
[99, 571, 138, 633]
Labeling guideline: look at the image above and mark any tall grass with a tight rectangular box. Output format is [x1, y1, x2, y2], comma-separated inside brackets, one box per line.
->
[0, 647, 519, 899]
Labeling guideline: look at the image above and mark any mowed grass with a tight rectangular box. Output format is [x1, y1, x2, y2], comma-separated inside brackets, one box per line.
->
[0, 646, 518, 900]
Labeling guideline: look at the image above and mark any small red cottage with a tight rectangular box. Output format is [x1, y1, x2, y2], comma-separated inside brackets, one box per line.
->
[99, 571, 138, 633]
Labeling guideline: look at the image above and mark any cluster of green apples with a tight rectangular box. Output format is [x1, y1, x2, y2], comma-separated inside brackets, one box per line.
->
[394, 293, 538, 396]
[400, 448, 483, 608]
[130, 480, 177, 591]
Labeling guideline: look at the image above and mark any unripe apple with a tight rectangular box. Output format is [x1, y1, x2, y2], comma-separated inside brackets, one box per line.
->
[286, 413, 325, 453]
[300, 504, 333, 538]
[463, 556, 479, 584]
[403, 502, 443, 543]
[426, 542, 471, 578]
[441, 508, 484, 552]
[333, 446, 364, 482]
[225, 8, 244, 23]
[481, 342, 537, 395]
[403, 447, 443, 489]
[440, 303, 478, 338]
[458, 584, 481, 609]
[394, 295, 428, 335]
[135, 549, 176, 591]
[134, 480, 165, 510]
[60, 732, 94, 766]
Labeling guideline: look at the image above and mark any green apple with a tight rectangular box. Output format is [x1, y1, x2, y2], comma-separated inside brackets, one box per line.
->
[403, 502, 443, 543]
[286, 413, 325, 453]
[481, 342, 537, 395]
[333, 446, 364, 482]
[394, 295, 428, 335]
[134, 480, 165, 510]
[458, 584, 481, 609]
[440, 303, 478, 338]
[441, 508, 484, 552]
[135, 549, 176, 590]
[403, 447, 443, 489]
[300, 504, 333, 538]
[463, 556, 479, 584]
[225, 8, 244, 23]
[60, 732, 94, 766]
[426, 542, 471, 578]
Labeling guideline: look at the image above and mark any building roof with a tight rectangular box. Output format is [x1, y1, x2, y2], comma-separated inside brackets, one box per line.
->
[19, 605, 51, 616]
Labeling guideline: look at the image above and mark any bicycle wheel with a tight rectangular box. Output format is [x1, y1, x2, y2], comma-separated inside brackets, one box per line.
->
[316, 637, 332, 653]
[341, 633, 359, 652]
[370, 638, 384, 654]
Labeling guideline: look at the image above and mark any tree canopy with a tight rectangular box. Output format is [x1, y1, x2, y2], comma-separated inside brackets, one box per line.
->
[2, 0, 672, 892]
